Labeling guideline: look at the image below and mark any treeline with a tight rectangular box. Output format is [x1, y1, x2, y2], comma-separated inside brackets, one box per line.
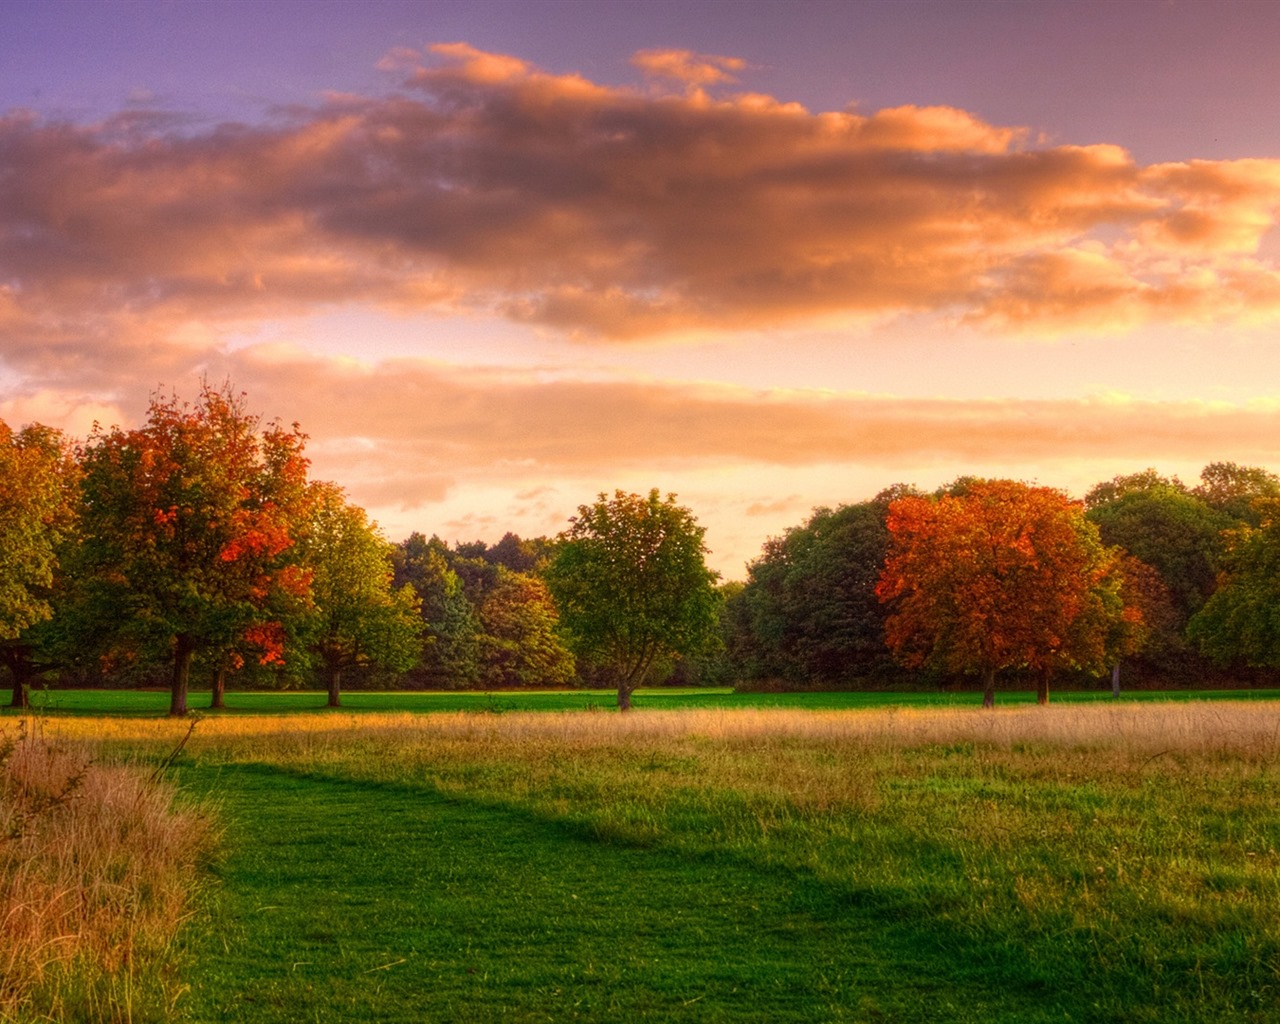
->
[5, 382, 1280, 711]
[725, 466, 1280, 693]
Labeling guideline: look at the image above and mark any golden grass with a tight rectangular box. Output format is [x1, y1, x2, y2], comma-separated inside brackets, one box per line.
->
[28, 700, 1280, 760]
[0, 724, 215, 1023]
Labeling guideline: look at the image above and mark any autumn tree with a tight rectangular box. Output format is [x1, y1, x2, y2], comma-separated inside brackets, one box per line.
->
[298, 483, 421, 707]
[77, 384, 312, 716]
[0, 422, 80, 708]
[877, 480, 1129, 706]
[546, 490, 720, 711]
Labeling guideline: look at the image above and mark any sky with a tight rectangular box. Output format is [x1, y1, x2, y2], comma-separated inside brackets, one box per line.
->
[4, 0, 1280, 579]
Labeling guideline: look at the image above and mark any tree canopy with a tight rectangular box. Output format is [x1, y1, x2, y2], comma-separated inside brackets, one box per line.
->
[77, 384, 312, 715]
[546, 490, 720, 710]
[877, 480, 1130, 706]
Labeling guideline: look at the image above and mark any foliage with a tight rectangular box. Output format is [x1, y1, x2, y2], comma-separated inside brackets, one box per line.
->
[76, 383, 312, 715]
[1192, 461, 1280, 526]
[0, 422, 80, 708]
[476, 568, 575, 688]
[733, 495, 907, 688]
[1085, 481, 1231, 624]
[1188, 498, 1280, 667]
[877, 480, 1129, 705]
[546, 490, 720, 709]
[298, 483, 421, 706]
[393, 534, 483, 688]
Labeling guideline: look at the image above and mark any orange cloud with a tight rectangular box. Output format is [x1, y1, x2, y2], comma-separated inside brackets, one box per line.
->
[631, 49, 746, 86]
[2, 41, 1280, 376]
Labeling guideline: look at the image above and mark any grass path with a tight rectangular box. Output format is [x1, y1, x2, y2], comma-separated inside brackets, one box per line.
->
[178, 761, 1079, 1024]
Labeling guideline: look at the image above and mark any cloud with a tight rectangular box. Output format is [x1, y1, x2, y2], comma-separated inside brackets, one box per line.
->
[2, 41, 1280, 376]
[631, 49, 745, 86]
[176, 351, 1280, 514]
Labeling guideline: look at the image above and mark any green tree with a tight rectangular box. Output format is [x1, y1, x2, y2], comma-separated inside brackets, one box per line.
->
[77, 384, 312, 716]
[546, 490, 720, 710]
[299, 483, 421, 706]
[1085, 482, 1230, 627]
[477, 568, 575, 688]
[735, 494, 908, 688]
[1186, 499, 1280, 668]
[394, 534, 482, 688]
[1192, 462, 1280, 527]
[0, 422, 80, 708]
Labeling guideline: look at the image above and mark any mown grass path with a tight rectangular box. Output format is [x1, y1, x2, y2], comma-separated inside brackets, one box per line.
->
[178, 761, 1077, 1024]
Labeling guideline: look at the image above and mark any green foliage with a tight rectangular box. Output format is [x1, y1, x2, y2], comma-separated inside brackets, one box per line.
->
[298, 483, 422, 705]
[477, 568, 574, 688]
[733, 497, 903, 688]
[1192, 461, 1280, 526]
[393, 534, 482, 688]
[1085, 481, 1231, 624]
[0, 422, 79, 707]
[546, 490, 720, 709]
[1189, 499, 1280, 667]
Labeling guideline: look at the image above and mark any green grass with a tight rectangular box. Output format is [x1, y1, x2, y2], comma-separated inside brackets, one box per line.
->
[16, 701, 1280, 1021]
[128, 703, 1280, 1023]
[7, 684, 1280, 718]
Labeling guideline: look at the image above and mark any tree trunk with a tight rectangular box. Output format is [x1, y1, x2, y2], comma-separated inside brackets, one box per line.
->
[1111, 662, 1121, 698]
[2, 647, 34, 709]
[616, 684, 633, 712]
[170, 635, 195, 717]
[9, 668, 30, 709]
[327, 665, 342, 708]
[210, 662, 226, 709]
[982, 667, 996, 709]
[1036, 669, 1050, 706]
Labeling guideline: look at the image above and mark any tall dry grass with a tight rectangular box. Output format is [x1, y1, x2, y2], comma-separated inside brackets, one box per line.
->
[0, 722, 215, 1023]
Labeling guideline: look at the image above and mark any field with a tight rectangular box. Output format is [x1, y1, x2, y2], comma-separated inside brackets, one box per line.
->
[6, 697, 1280, 1022]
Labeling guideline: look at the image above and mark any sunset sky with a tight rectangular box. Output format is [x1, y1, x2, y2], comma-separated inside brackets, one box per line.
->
[4, 1, 1280, 578]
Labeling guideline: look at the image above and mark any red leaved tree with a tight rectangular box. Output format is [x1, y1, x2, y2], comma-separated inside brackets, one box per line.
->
[78, 384, 312, 716]
[876, 480, 1132, 706]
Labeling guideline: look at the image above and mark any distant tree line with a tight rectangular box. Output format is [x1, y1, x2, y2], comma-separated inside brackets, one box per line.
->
[3, 382, 1280, 712]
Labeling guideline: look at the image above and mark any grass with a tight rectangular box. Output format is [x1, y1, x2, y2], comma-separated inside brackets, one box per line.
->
[26, 701, 1280, 1022]
[0, 722, 215, 1023]
[5, 685, 1280, 718]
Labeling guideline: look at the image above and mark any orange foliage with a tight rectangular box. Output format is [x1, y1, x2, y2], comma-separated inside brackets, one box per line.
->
[876, 480, 1123, 683]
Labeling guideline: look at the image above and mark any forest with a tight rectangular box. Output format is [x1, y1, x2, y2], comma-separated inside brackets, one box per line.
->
[5, 383, 1280, 713]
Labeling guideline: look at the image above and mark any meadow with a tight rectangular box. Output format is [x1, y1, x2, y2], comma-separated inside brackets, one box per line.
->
[4, 698, 1279, 1022]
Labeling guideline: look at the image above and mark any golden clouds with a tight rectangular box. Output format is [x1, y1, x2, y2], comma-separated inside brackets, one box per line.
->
[2, 42, 1280, 363]
[213, 351, 1280, 512]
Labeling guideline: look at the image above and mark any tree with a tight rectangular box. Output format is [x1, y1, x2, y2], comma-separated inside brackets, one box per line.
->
[1192, 462, 1280, 527]
[299, 483, 421, 707]
[546, 490, 720, 710]
[1187, 499, 1280, 668]
[394, 534, 483, 688]
[1085, 482, 1230, 627]
[735, 495, 906, 688]
[0, 422, 79, 708]
[876, 480, 1128, 707]
[477, 569, 575, 688]
[77, 384, 312, 716]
